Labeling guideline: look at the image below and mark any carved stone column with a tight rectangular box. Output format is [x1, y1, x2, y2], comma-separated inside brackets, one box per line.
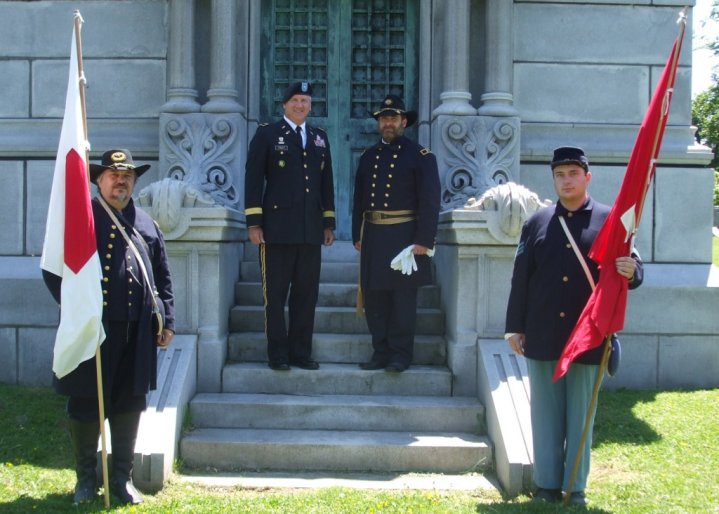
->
[477, 0, 517, 116]
[163, 0, 200, 113]
[432, 0, 476, 116]
[202, 0, 244, 114]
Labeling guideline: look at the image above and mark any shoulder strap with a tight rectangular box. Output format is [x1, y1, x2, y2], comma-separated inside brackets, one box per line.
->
[96, 196, 163, 334]
[558, 215, 595, 291]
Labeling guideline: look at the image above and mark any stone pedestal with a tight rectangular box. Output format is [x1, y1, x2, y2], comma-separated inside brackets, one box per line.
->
[435, 209, 519, 396]
[138, 182, 246, 393]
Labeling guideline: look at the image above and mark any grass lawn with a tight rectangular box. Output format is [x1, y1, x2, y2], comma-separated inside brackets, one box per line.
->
[1, 384, 718, 513]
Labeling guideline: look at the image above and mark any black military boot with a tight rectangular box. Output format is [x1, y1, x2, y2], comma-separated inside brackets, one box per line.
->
[68, 418, 100, 505]
[109, 411, 143, 505]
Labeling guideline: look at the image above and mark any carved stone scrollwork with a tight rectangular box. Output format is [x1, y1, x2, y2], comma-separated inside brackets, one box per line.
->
[440, 116, 520, 211]
[161, 114, 240, 208]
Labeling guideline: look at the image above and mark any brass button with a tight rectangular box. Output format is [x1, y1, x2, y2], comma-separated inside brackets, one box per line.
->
[303, 163, 307, 168]
[371, 193, 375, 197]
[374, 164, 378, 169]
[110, 233, 116, 239]
[372, 183, 376, 188]
[305, 176, 309, 180]
[566, 243, 572, 249]
[105, 254, 111, 259]
[567, 212, 573, 218]
[274, 205, 278, 209]
[103, 290, 108, 295]
[393, 154, 398, 158]
[129, 291, 133, 295]
[388, 174, 393, 178]
[111, 225, 117, 229]
[372, 174, 377, 178]
[104, 266, 109, 271]
[103, 301, 107, 306]
[107, 243, 113, 249]
[128, 302, 132, 307]
[559, 312, 566, 318]
[128, 278, 133, 283]
[306, 188, 310, 192]
[390, 164, 395, 168]
[563, 276, 569, 282]
[103, 277, 109, 283]
[385, 193, 389, 197]
[384, 203, 388, 207]
[371, 202, 375, 207]
[386, 184, 391, 188]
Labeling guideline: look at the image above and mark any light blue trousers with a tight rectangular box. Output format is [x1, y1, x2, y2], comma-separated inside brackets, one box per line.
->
[527, 358, 600, 492]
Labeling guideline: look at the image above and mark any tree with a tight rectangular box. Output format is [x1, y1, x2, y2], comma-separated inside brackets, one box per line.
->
[691, 0, 719, 206]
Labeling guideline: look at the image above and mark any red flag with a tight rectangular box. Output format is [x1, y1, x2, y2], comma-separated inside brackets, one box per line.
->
[40, 21, 105, 378]
[553, 24, 686, 381]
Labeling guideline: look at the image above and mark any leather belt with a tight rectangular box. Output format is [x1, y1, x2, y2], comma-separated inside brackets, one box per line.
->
[363, 210, 416, 224]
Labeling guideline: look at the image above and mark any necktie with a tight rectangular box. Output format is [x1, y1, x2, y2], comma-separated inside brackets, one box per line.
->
[295, 126, 304, 148]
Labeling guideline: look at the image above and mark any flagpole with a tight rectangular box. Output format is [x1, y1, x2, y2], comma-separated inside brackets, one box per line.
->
[634, 7, 686, 231]
[563, 335, 611, 506]
[563, 10, 687, 505]
[73, 10, 110, 509]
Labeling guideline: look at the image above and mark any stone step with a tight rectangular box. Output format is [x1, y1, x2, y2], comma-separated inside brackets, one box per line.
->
[180, 428, 493, 473]
[190, 393, 484, 433]
[222, 362, 452, 396]
[229, 305, 445, 334]
[240, 261, 359, 283]
[234, 282, 440, 308]
[228, 332, 446, 365]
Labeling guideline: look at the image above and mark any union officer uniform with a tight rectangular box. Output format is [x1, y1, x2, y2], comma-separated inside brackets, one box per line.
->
[505, 147, 643, 504]
[352, 95, 440, 372]
[43, 149, 175, 505]
[245, 82, 336, 370]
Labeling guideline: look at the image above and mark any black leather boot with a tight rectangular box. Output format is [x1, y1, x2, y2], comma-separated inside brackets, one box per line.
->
[109, 411, 143, 504]
[68, 418, 100, 505]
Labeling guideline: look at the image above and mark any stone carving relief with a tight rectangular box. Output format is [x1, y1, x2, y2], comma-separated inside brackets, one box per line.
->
[161, 114, 239, 208]
[464, 182, 552, 241]
[138, 178, 217, 237]
[440, 116, 520, 212]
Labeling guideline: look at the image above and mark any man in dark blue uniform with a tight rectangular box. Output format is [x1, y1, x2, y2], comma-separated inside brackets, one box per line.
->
[244, 81, 336, 371]
[505, 147, 643, 506]
[352, 95, 440, 372]
[43, 149, 175, 505]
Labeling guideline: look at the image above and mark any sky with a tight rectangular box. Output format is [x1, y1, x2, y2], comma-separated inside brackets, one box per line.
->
[692, 0, 718, 97]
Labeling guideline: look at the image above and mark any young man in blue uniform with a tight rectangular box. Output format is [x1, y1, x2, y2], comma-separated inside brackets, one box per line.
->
[244, 81, 336, 371]
[352, 95, 440, 372]
[43, 149, 175, 505]
[505, 146, 643, 506]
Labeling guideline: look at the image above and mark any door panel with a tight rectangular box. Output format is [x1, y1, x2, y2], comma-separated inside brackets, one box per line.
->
[261, 0, 417, 240]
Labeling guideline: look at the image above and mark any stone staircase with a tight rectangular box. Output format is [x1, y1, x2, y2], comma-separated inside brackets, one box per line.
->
[180, 242, 493, 475]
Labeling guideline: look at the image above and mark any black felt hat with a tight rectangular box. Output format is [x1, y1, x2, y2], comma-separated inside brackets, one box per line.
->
[550, 146, 589, 171]
[282, 81, 313, 103]
[372, 95, 417, 127]
[89, 149, 150, 184]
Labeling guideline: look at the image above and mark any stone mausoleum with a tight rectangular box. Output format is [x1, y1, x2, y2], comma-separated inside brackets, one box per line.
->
[0, 0, 716, 495]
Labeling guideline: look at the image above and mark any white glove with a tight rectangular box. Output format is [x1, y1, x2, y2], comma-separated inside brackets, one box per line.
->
[391, 245, 428, 276]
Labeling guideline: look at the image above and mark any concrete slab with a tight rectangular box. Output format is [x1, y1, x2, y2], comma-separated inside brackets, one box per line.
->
[0, 162, 24, 255]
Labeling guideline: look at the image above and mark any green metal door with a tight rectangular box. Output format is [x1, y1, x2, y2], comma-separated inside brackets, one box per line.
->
[260, 0, 418, 240]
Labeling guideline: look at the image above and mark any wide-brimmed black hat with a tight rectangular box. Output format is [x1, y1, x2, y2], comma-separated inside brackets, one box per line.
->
[282, 81, 313, 103]
[550, 146, 589, 171]
[372, 95, 417, 127]
[89, 149, 150, 184]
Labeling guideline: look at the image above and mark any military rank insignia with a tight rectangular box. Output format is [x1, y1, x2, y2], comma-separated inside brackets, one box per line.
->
[279, 160, 286, 168]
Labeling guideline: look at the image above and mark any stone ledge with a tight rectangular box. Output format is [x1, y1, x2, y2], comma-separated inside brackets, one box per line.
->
[477, 339, 532, 497]
[131, 335, 197, 492]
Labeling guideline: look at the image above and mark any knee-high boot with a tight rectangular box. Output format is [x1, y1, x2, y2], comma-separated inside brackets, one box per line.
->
[109, 411, 143, 504]
[68, 418, 100, 505]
